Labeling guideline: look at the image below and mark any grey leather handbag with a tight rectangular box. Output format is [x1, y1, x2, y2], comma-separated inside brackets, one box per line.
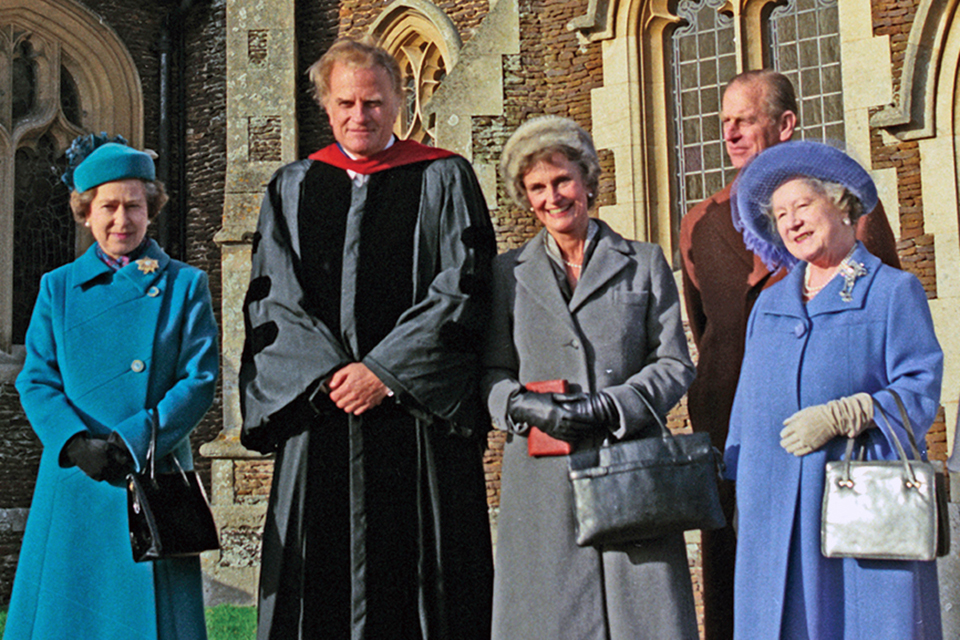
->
[821, 391, 941, 561]
[567, 399, 726, 547]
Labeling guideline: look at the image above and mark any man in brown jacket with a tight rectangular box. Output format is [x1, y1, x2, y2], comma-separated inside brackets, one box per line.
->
[679, 69, 901, 640]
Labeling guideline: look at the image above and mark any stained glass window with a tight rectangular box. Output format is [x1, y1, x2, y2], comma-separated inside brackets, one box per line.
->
[669, 0, 844, 222]
[3, 30, 85, 346]
[670, 0, 737, 221]
[769, 0, 844, 142]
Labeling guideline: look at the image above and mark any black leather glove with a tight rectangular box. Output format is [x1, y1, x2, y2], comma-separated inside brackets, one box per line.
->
[508, 391, 605, 443]
[64, 432, 134, 483]
[555, 391, 620, 431]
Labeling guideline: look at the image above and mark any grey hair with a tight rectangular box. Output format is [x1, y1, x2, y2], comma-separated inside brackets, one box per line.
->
[727, 69, 799, 125]
[500, 116, 601, 210]
[760, 176, 864, 243]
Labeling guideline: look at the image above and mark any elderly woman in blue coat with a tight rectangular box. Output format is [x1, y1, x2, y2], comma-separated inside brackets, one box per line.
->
[726, 141, 943, 639]
[7, 135, 218, 640]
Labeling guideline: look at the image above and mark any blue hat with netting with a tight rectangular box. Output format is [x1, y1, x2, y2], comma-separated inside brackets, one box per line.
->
[732, 140, 878, 270]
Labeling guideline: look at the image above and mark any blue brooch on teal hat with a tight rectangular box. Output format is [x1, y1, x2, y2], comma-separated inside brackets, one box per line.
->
[732, 140, 878, 271]
[61, 132, 156, 193]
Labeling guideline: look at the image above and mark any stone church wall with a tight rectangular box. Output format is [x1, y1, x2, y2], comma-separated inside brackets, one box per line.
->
[0, 0, 229, 605]
[2, 2, 958, 632]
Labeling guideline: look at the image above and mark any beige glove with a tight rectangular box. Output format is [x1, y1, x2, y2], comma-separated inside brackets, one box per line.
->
[780, 393, 874, 456]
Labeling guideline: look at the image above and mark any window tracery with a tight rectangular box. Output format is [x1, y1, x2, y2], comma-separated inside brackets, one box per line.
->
[371, 1, 459, 147]
[668, 0, 844, 225]
[0, 0, 142, 354]
[394, 34, 447, 145]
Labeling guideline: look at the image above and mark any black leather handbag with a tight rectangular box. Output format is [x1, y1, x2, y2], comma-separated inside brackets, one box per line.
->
[127, 411, 220, 562]
[567, 399, 726, 547]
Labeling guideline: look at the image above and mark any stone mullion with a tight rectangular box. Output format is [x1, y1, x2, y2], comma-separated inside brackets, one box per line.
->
[0, 27, 11, 133]
[202, 0, 297, 603]
[0, 146, 12, 353]
[0, 28, 10, 350]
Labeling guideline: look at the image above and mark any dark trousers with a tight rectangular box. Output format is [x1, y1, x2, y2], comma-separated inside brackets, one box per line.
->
[701, 479, 736, 640]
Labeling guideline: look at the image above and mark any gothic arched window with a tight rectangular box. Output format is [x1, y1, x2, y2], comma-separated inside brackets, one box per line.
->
[371, 0, 460, 147]
[0, 0, 143, 355]
[668, 0, 844, 228]
[394, 34, 447, 145]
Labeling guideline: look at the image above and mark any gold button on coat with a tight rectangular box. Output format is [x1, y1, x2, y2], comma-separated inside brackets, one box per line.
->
[131, 360, 145, 373]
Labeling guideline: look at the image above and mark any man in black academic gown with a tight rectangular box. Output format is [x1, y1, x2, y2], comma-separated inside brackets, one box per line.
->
[239, 38, 495, 640]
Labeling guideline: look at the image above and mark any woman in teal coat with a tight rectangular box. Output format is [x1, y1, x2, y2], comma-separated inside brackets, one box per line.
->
[726, 141, 943, 639]
[6, 135, 219, 639]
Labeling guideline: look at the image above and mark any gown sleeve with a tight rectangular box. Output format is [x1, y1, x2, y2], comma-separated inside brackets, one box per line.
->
[361, 156, 496, 428]
[479, 253, 524, 434]
[240, 162, 353, 452]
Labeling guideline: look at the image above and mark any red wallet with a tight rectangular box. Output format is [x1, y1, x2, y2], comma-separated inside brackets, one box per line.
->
[524, 379, 573, 457]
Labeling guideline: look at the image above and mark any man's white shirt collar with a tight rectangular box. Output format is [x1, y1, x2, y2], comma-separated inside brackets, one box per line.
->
[343, 136, 396, 187]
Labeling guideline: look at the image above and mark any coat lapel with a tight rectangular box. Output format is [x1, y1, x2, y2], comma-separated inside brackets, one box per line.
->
[758, 243, 880, 320]
[759, 263, 807, 320]
[71, 240, 168, 292]
[69, 243, 114, 288]
[715, 182, 786, 288]
[569, 221, 632, 313]
[513, 231, 577, 328]
[65, 241, 170, 334]
[805, 243, 878, 317]
[115, 241, 170, 294]
[60, 241, 172, 401]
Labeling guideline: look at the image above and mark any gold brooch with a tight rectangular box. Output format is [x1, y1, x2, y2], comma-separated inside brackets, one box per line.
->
[136, 258, 159, 274]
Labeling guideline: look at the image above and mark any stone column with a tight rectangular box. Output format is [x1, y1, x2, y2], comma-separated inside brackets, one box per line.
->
[200, 0, 297, 605]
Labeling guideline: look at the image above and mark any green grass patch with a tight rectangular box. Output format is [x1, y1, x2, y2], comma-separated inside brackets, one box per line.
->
[205, 604, 257, 639]
[0, 605, 255, 639]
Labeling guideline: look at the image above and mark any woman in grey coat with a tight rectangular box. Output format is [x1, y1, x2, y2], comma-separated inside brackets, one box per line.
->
[482, 116, 698, 639]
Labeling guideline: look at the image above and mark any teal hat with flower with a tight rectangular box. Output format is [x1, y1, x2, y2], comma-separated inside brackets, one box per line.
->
[62, 133, 156, 193]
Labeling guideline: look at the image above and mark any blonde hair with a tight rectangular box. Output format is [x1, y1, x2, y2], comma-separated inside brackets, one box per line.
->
[307, 37, 402, 107]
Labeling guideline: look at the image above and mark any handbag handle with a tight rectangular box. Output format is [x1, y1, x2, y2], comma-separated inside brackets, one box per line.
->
[634, 391, 725, 478]
[635, 390, 670, 439]
[882, 388, 924, 460]
[146, 409, 190, 488]
[146, 409, 158, 483]
[840, 398, 920, 489]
